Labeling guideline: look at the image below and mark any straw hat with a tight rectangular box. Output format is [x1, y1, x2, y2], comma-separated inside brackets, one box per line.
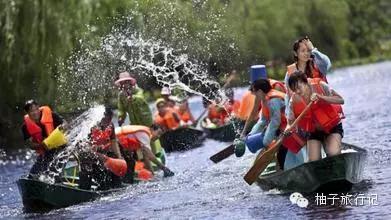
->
[114, 71, 136, 86]
[155, 98, 166, 107]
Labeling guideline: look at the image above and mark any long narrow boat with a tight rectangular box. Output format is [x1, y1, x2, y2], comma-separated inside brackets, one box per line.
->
[256, 143, 367, 193]
[201, 119, 244, 142]
[17, 177, 123, 212]
[159, 127, 206, 152]
[17, 146, 167, 212]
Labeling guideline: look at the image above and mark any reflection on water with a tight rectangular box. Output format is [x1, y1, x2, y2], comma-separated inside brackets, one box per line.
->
[1, 62, 391, 219]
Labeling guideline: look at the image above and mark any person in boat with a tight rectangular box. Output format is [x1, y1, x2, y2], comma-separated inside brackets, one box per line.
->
[115, 71, 159, 154]
[154, 98, 181, 131]
[116, 71, 153, 127]
[235, 79, 288, 169]
[240, 65, 286, 138]
[78, 107, 127, 189]
[287, 71, 344, 161]
[284, 36, 331, 115]
[202, 96, 231, 127]
[89, 107, 123, 159]
[236, 89, 255, 122]
[116, 124, 175, 177]
[161, 86, 179, 108]
[223, 88, 240, 119]
[21, 99, 68, 178]
[283, 37, 345, 166]
[175, 98, 195, 126]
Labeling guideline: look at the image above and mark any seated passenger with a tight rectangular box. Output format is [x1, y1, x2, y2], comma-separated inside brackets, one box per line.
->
[79, 107, 127, 190]
[175, 99, 195, 126]
[223, 88, 240, 119]
[154, 99, 181, 131]
[116, 124, 175, 177]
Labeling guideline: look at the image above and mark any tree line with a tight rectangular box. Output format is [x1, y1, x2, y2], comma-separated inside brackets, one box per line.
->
[0, 0, 390, 148]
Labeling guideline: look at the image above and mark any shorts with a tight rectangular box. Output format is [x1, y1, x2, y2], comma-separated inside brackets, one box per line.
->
[308, 123, 344, 141]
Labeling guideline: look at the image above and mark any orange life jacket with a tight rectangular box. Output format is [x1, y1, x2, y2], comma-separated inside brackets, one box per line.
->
[261, 89, 287, 131]
[237, 91, 255, 120]
[286, 63, 327, 83]
[282, 131, 307, 154]
[115, 125, 152, 151]
[24, 106, 54, 155]
[286, 64, 344, 119]
[175, 106, 194, 123]
[256, 79, 286, 113]
[291, 78, 341, 133]
[224, 100, 240, 116]
[154, 108, 180, 130]
[207, 103, 228, 125]
[90, 123, 114, 151]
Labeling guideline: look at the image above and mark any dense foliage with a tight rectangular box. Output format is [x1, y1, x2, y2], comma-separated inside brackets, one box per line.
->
[1, 0, 390, 148]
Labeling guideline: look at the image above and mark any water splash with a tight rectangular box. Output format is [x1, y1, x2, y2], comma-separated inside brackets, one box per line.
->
[42, 105, 105, 183]
[51, 11, 239, 182]
[56, 6, 235, 110]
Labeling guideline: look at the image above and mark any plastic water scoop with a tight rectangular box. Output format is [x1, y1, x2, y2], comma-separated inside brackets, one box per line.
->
[43, 127, 68, 150]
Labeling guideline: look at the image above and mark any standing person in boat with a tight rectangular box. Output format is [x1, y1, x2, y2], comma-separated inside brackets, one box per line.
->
[240, 65, 285, 138]
[287, 71, 344, 161]
[284, 36, 331, 115]
[154, 98, 181, 131]
[115, 71, 159, 154]
[21, 100, 68, 178]
[79, 107, 127, 189]
[116, 124, 175, 177]
[235, 79, 288, 169]
[116, 71, 153, 127]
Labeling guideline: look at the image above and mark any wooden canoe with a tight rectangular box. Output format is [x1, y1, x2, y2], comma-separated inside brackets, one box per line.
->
[256, 143, 367, 193]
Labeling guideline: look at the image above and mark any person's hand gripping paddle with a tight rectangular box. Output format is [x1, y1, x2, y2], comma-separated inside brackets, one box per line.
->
[243, 100, 314, 185]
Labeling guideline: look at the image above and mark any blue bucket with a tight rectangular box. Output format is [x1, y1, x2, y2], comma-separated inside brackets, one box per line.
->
[245, 132, 265, 153]
[250, 65, 267, 83]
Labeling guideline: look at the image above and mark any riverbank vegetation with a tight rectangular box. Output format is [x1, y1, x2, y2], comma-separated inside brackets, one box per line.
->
[1, 0, 390, 148]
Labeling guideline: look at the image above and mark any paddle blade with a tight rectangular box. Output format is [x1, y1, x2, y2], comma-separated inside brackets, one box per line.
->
[243, 140, 281, 185]
[210, 144, 235, 163]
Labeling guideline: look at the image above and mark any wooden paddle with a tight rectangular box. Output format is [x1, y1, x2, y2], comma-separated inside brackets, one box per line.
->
[243, 100, 314, 185]
[210, 144, 235, 163]
[193, 108, 208, 127]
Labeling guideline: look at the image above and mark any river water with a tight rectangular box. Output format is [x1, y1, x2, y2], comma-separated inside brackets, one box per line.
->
[1, 61, 390, 219]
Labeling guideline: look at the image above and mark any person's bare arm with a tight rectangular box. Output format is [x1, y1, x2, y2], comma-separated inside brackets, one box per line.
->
[312, 82, 344, 104]
[25, 138, 44, 150]
[111, 140, 123, 159]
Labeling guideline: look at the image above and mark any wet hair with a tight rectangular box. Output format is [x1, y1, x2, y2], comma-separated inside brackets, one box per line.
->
[288, 70, 308, 91]
[251, 79, 272, 94]
[104, 106, 114, 117]
[293, 36, 315, 78]
[24, 99, 38, 112]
